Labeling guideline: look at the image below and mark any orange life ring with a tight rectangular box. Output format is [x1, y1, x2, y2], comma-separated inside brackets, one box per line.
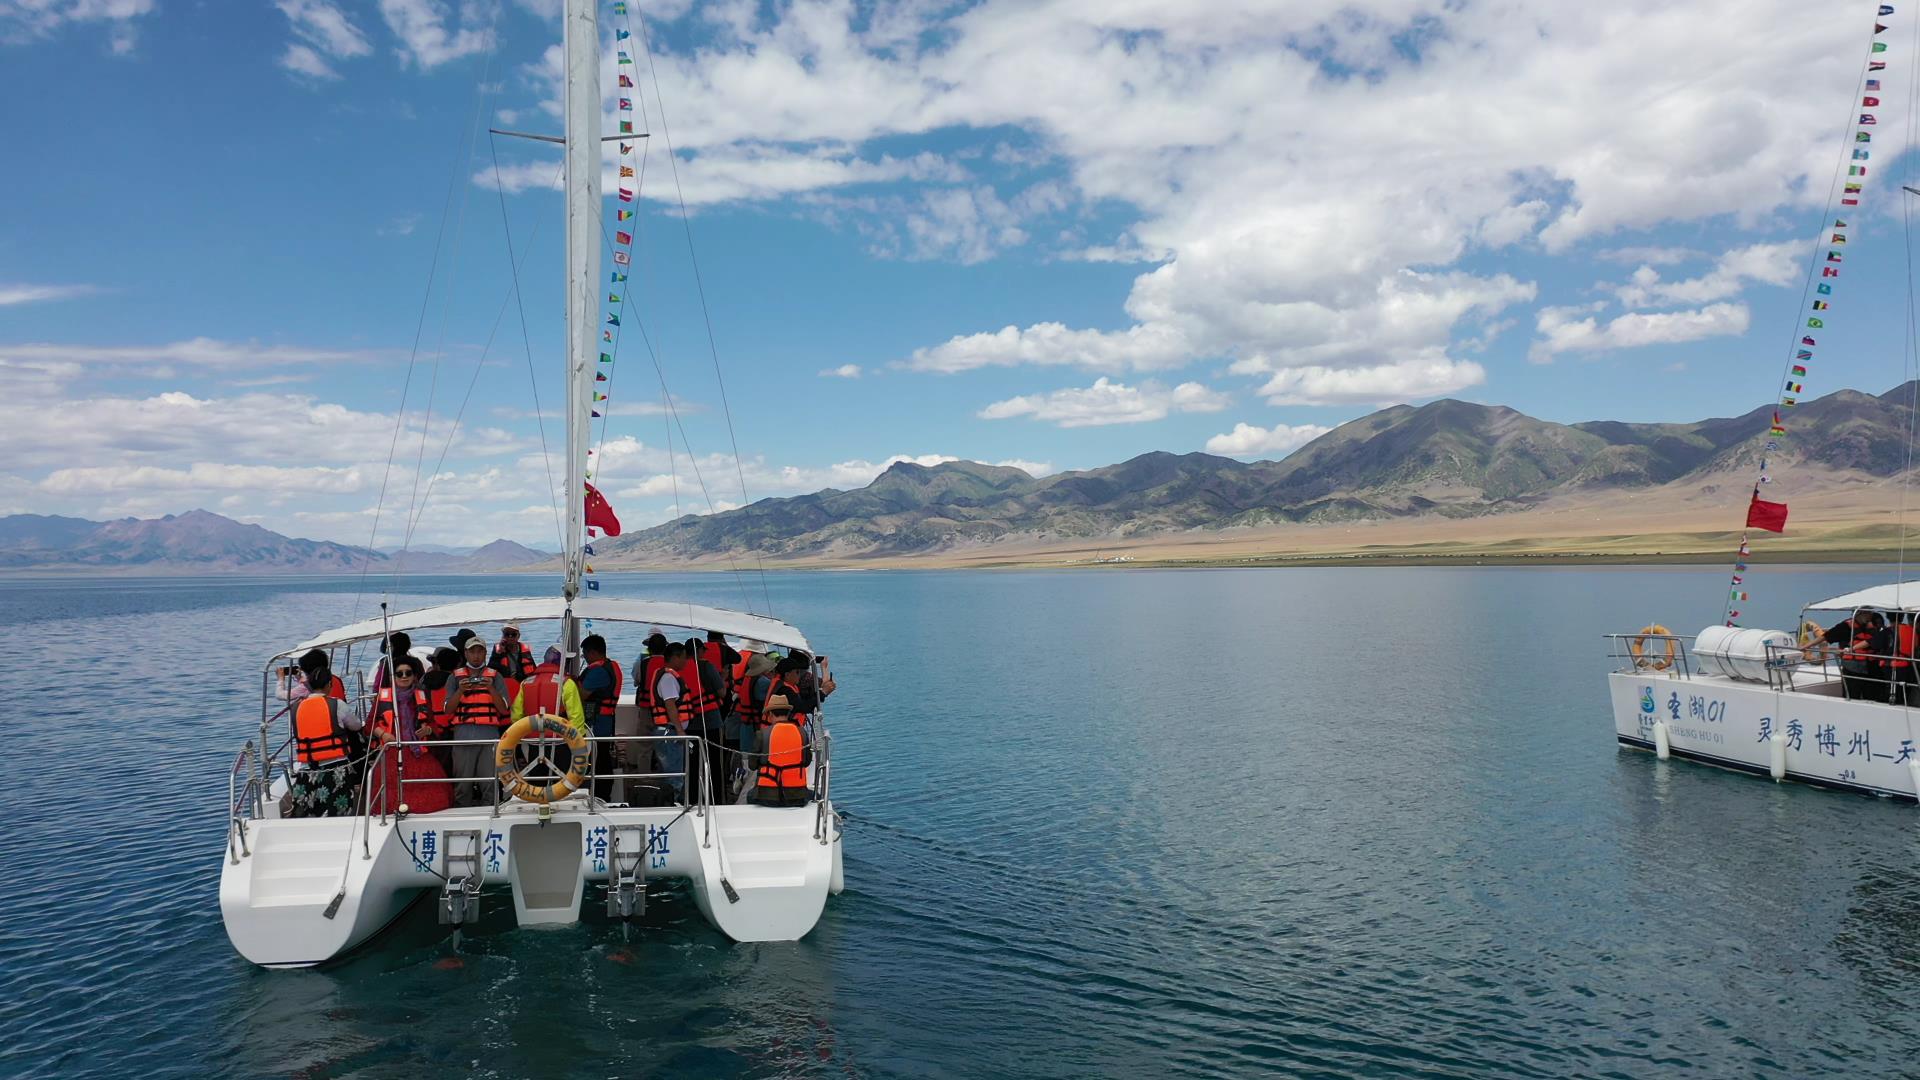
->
[1629, 624, 1677, 671]
[493, 714, 590, 804]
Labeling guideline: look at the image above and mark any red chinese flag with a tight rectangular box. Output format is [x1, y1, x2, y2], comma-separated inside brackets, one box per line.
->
[1746, 492, 1789, 533]
[584, 481, 623, 537]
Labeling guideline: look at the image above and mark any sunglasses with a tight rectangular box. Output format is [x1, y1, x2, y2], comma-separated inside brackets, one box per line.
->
[394, 671, 418, 679]
[502, 630, 519, 638]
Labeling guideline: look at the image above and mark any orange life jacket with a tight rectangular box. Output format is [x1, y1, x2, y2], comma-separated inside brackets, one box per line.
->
[428, 677, 452, 717]
[371, 686, 432, 744]
[678, 658, 717, 721]
[491, 641, 536, 681]
[1896, 624, 1916, 670]
[756, 719, 811, 793]
[452, 666, 507, 727]
[583, 657, 623, 724]
[648, 663, 685, 726]
[522, 662, 570, 717]
[294, 695, 349, 764]
[730, 653, 756, 718]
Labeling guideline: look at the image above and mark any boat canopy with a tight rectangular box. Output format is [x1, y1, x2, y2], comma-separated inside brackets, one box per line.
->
[1805, 581, 1920, 613]
[286, 596, 809, 657]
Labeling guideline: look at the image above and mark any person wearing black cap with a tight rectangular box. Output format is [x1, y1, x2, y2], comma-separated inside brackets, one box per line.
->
[286, 649, 366, 817]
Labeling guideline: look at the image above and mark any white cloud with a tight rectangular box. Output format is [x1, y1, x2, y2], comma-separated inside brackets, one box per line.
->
[979, 377, 1229, 428]
[1204, 421, 1333, 458]
[0, 337, 383, 371]
[994, 459, 1055, 477]
[909, 321, 1193, 374]
[567, 1, 1873, 404]
[1599, 246, 1701, 266]
[280, 43, 341, 80]
[276, 0, 370, 81]
[1252, 356, 1488, 406]
[0, 283, 95, 306]
[0, 0, 154, 49]
[818, 363, 861, 378]
[1613, 241, 1801, 308]
[40, 463, 370, 496]
[1529, 302, 1751, 363]
[378, 0, 491, 69]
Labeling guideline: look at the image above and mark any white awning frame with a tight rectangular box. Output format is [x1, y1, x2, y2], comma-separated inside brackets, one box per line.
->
[284, 596, 810, 657]
[1804, 580, 1920, 613]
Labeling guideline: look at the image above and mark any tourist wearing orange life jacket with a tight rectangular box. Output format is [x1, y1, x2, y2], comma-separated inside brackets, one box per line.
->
[367, 655, 452, 815]
[682, 636, 730, 801]
[728, 651, 776, 795]
[752, 694, 812, 807]
[447, 636, 511, 807]
[646, 640, 691, 804]
[511, 644, 587, 730]
[1891, 613, 1919, 706]
[490, 623, 537, 703]
[287, 649, 365, 818]
[578, 634, 624, 803]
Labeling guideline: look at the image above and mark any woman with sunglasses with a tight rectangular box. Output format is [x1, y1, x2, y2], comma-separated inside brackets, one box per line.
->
[368, 655, 452, 815]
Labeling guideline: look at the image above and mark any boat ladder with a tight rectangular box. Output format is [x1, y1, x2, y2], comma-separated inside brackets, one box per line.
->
[438, 829, 483, 925]
[606, 823, 648, 917]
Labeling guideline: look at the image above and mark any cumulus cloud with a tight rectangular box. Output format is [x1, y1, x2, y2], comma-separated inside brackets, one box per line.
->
[563, 0, 1869, 403]
[1612, 240, 1801, 308]
[1249, 356, 1488, 406]
[818, 363, 861, 378]
[378, 0, 491, 69]
[978, 378, 1229, 428]
[1529, 302, 1751, 363]
[276, 0, 370, 80]
[1204, 422, 1333, 458]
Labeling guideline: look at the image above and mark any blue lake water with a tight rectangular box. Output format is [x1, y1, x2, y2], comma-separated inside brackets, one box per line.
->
[4, 565, 1919, 1078]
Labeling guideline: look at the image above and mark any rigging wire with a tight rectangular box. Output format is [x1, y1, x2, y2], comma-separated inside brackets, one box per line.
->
[393, 24, 505, 585]
[631, 3, 775, 617]
[490, 133, 567, 554]
[394, 161, 566, 566]
[350, 47, 501, 625]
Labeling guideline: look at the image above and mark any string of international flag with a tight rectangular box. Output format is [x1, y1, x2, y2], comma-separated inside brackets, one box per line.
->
[1725, 3, 1896, 625]
[581, 0, 640, 594]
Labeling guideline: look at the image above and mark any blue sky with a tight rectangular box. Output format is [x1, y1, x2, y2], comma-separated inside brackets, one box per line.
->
[1, 0, 1915, 547]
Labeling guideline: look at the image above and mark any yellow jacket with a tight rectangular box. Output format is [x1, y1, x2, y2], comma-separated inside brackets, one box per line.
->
[511, 671, 587, 732]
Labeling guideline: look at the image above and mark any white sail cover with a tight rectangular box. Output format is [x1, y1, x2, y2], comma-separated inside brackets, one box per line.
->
[1806, 580, 1920, 612]
[289, 597, 809, 655]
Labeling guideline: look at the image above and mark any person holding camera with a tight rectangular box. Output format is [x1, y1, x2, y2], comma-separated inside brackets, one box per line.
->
[448, 636, 511, 807]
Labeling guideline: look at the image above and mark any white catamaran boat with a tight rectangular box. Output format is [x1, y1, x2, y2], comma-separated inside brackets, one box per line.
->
[220, 0, 843, 968]
[1605, 1, 1920, 803]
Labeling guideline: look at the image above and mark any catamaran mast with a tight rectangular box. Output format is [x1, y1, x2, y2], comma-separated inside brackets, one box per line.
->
[561, 0, 599, 606]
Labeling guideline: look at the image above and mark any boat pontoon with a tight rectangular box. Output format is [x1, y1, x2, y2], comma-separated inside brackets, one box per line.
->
[222, 597, 843, 968]
[1605, 582, 1920, 801]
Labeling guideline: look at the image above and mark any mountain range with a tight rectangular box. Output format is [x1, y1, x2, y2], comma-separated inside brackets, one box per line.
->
[596, 382, 1920, 563]
[7, 383, 1911, 571]
[0, 510, 551, 573]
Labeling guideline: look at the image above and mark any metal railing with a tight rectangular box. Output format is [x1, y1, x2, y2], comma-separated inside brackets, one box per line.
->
[1764, 641, 1920, 703]
[1603, 633, 1695, 678]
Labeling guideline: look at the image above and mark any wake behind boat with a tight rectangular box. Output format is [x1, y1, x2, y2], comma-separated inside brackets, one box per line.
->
[218, 0, 844, 968]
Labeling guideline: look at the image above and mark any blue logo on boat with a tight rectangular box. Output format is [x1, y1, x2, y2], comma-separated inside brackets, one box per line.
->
[1639, 687, 1656, 714]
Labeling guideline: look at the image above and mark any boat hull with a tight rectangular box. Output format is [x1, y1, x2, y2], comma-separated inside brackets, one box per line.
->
[221, 797, 842, 967]
[1607, 670, 1920, 800]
